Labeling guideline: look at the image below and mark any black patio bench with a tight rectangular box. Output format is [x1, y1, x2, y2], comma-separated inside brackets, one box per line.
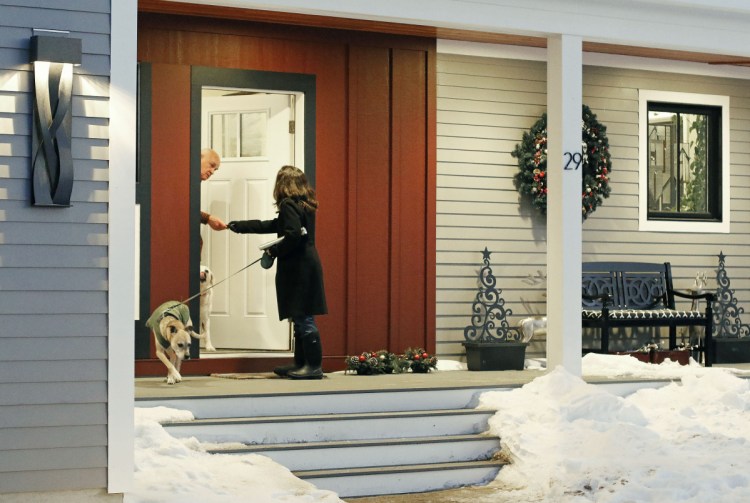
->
[581, 261, 716, 366]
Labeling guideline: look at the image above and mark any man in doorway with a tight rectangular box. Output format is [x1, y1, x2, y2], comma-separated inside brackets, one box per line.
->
[200, 148, 228, 231]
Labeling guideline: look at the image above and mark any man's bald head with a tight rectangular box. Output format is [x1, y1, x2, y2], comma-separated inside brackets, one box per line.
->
[200, 149, 221, 181]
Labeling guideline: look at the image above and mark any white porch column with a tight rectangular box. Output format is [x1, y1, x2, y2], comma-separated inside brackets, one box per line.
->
[546, 34, 583, 375]
[108, 0, 137, 493]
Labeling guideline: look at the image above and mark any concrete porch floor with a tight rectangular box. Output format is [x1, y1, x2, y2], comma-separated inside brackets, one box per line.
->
[134, 368, 550, 399]
[135, 361, 750, 400]
[133, 366, 690, 399]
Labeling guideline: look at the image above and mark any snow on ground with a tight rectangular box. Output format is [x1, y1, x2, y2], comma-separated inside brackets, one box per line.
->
[127, 355, 750, 502]
[125, 406, 344, 503]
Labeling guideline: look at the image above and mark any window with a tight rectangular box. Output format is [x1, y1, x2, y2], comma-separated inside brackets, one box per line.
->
[639, 90, 730, 233]
[647, 104, 720, 217]
[209, 110, 268, 159]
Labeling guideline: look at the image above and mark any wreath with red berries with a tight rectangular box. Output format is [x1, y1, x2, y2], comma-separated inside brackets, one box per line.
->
[511, 105, 612, 221]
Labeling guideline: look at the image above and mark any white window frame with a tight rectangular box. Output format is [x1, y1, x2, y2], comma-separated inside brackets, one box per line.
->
[638, 89, 730, 233]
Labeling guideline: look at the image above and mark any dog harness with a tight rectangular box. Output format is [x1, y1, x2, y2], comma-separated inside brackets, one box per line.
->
[146, 302, 193, 350]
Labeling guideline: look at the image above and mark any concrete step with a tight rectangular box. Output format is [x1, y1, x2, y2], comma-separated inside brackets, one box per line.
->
[295, 459, 507, 498]
[163, 409, 495, 444]
[208, 434, 501, 471]
[135, 386, 500, 419]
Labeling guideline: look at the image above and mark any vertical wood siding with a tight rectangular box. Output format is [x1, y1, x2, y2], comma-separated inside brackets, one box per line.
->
[138, 15, 437, 370]
[0, 0, 110, 494]
[436, 53, 750, 359]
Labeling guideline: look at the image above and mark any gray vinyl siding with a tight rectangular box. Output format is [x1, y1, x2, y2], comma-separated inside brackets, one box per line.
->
[0, 0, 110, 495]
[436, 53, 750, 359]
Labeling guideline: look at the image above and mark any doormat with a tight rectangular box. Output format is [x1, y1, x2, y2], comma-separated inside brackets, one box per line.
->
[210, 373, 278, 379]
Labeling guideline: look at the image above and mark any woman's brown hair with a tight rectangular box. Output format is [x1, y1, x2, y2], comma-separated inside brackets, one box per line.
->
[273, 165, 319, 212]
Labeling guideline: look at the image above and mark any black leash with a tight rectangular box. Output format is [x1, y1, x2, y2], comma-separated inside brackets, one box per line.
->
[153, 254, 265, 326]
[178, 255, 264, 306]
[162, 232, 292, 315]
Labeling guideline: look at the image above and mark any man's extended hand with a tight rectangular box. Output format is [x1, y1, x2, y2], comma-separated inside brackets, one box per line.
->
[208, 215, 227, 231]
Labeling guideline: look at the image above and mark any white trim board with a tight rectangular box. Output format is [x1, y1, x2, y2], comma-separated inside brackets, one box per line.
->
[437, 39, 750, 81]
[637, 90, 730, 234]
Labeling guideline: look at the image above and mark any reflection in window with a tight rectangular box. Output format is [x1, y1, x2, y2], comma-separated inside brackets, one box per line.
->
[209, 110, 267, 159]
[647, 103, 720, 220]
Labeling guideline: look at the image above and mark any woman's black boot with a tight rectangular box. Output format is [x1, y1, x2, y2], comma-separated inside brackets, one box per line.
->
[288, 331, 323, 380]
[273, 333, 304, 377]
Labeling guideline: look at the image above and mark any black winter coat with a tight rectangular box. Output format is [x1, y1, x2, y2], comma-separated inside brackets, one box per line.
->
[231, 198, 327, 320]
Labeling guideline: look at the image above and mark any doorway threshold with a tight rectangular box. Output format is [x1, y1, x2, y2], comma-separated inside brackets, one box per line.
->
[199, 350, 292, 359]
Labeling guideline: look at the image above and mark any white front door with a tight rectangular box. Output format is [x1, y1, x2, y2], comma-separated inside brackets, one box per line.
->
[200, 90, 297, 351]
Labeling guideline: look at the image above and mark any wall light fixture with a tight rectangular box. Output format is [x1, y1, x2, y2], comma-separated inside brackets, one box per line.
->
[29, 33, 82, 206]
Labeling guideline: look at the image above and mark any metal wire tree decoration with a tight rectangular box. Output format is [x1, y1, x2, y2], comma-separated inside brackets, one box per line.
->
[713, 251, 750, 338]
[464, 248, 522, 343]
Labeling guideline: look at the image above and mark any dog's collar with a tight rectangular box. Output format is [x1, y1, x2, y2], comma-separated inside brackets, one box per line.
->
[159, 310, 180, 322]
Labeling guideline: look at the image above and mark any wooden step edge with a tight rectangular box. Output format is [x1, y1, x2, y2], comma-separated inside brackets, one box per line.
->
[293, 459, 507, 479]
[163, 408, 494, 426]
[135, 384, 510, 403]
[206, 433, 500, 454]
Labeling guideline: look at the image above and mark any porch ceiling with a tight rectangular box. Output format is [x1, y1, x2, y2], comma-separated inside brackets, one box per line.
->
[139, 0, 750, 67]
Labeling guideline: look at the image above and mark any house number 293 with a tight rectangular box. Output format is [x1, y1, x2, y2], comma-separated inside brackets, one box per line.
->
[563, 152, 582, 170]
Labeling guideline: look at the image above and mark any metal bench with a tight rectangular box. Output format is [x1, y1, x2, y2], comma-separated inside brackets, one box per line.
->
[581, 261, 716, 366]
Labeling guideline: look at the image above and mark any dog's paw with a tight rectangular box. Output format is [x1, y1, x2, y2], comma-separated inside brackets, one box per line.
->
[205, 343, 216, 352]
[166, 371, 182, 384]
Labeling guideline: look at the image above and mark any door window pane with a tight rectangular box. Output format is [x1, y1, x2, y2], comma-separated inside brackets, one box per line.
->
[209, 110, 267, 159]
[240, 112, 266, 158]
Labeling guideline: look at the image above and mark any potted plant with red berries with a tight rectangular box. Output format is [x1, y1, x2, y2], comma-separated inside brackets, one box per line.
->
[463, 248, 528, 371]
[345, 351, 385, 375]
[345, 350, 407, 375]
[403, 347, 438, 373]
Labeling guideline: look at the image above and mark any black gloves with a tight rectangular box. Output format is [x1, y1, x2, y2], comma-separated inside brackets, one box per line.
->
[227, 221, 240, 233]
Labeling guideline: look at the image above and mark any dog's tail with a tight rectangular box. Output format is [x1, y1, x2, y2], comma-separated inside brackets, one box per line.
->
[185, 325, 205, 340]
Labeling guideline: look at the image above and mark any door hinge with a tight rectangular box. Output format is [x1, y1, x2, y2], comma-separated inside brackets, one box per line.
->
[289, 120, 295, 134]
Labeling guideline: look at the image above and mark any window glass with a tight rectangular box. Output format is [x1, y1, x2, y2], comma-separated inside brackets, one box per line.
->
[240, 112, 266, 158]
[638, 90, 729, 233]
[209, 110, 267, 159]
[646, 103, 719, 221]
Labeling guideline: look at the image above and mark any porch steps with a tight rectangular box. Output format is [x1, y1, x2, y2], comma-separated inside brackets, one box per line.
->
[208, 434, 501, 471]
[136, 385, 509, 498]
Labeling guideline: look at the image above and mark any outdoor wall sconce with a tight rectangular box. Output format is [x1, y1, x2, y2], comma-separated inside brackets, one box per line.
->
[29, 34, 82, 206]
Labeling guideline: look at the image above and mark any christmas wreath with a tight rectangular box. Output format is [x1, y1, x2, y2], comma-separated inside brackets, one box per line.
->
[511, 105, 612, 220]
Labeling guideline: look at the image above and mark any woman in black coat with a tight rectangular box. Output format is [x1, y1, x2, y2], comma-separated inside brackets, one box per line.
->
[228, 165, 327, 379]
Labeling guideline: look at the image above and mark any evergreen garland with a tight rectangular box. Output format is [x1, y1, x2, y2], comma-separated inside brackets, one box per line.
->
[683, 115, 708, 213]
[512, 105, 613, 220]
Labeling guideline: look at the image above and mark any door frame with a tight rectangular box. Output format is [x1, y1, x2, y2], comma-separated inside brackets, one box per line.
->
[134, 65, 316, 364]
[188, 66, 317, 358]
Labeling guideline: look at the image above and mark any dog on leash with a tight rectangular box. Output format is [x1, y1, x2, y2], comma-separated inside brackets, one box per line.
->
[199, 265, 216, 351]
[146, 301, 204, 384]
